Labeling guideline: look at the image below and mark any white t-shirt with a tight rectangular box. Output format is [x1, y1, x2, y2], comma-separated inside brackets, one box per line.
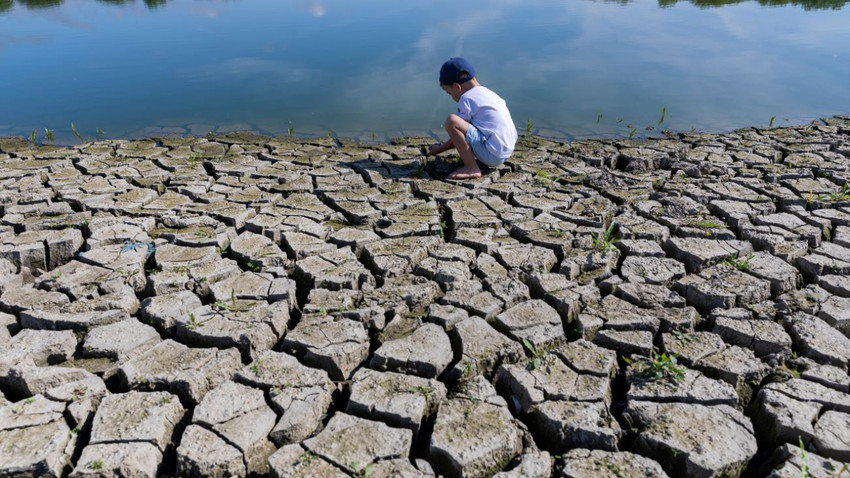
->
[456, 86, 518, 160]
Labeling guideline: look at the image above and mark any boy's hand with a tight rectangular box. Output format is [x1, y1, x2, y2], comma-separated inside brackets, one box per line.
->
[427, 144, 440, 156]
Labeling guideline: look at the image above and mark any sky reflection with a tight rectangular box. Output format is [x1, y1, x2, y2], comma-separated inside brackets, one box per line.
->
[0, 0, 848, 143]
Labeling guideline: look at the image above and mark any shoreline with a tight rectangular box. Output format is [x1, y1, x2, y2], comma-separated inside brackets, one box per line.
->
[0, 116, 849, 477]
[4, 114, 849, 150]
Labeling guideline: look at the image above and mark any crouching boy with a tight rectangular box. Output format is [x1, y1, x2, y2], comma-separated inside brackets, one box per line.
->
[427, 57, 518, 180]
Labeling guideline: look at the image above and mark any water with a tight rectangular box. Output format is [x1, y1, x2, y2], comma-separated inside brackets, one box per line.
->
[1, 0, 849, 144]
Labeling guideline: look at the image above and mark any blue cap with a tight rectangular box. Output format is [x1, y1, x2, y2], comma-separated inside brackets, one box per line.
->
[440, 57, 476, 85]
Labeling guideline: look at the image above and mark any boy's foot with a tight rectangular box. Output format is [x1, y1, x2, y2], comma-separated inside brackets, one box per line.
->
[447, 166, 482, 180]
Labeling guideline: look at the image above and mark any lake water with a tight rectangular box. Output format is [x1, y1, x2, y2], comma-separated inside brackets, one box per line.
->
[1, 0, 849, 144]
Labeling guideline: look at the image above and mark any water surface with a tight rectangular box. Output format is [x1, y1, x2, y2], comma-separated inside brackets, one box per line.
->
[1, 0, 849, 143]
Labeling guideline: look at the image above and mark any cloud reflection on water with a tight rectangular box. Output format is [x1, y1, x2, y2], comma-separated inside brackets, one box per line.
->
[1, 0, 849, 140]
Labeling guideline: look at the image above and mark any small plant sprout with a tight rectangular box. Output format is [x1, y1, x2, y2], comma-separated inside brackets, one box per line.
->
[462, 359, 474, 377]
[87, 460, 104, 470]
[672, 330, 696, 346]
[409, 385, 436, 397]
[597, 109, 603, 124]
[521, 338, 546, 371]
[629, 128, 637, 140]
[720, 253, 754, 271]
[187, 310, 199, 329]
[658, 106, 666, 126]
[436, 220, 447, 239]
[533, 168, 559, 190]
[44, 128, 54, 143]
[71, 122, 84, 142]
[30, 129, 38, 146]
[298, 450, 316, 465]
[591, 222, 618, 256]
[96, 128, 105, 136]
[769, 116, 776, 129]
[818, 182, 850, 202]
[799, 437, 810, 478]
[70, 387, 87, 403]
[688, 218, 725, 231]
[350, 461, 374, 478]
[626, 350, 685, 384]
[526, 119, 532, 137]
[250, 359, 263, 377]
[288, 121, 294, 137]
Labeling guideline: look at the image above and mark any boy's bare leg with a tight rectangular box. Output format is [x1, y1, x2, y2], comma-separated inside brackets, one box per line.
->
[445, 114, 481, 179]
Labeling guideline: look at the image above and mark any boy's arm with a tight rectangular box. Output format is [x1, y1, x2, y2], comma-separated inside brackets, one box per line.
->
[427, 139, 454, 156]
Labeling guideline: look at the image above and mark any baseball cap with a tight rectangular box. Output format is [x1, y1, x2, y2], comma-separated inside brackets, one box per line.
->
[439, 57, 476, 86]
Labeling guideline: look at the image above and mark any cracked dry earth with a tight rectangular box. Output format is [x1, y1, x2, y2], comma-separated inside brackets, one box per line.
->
[0, 118, 850, 478]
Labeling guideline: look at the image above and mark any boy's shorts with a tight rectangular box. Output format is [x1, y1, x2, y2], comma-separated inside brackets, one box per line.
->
[466, 125, 507, 168]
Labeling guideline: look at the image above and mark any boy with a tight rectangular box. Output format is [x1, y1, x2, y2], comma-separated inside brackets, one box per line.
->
[427, 57, 518, 180]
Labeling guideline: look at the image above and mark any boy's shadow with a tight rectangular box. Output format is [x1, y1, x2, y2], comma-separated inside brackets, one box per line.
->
[424, 154, 498, 180]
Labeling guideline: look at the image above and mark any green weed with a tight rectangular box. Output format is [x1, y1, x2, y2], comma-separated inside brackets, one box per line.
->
[629, 128, 637, 140]
[720, 253, 754, 271]
[409, 385, 436, 397]
[71, 122, 84, 142]
[350, 461, 374, 477]
[591, 222, 618, 255]
[533, 168, 559, 190]
[626, 351, 685, 384]
[688, 219, 725, 230]
[462, 359, 474, 377]
[818, 182, 850, 202]
[672, 330, 696, 346]
[30, 129, 38, 146]
[799, 437, 810, 478]
[658, 106, 666, 126]
[44, 128, 54, 144]
[187, 310, 199, 329]
[298, 450, 316, 465]
[597, 109, 603, 124]
[250, 359, 263, 377]
[213, 289, 254, 313]
[601, 457, 627, 477]
[70, 387, 87, 403]
[87, 460, 104, 470]
[768, 116, 776, 129]
[521, 338, 546, 371]
[526, 119, 532, 137]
